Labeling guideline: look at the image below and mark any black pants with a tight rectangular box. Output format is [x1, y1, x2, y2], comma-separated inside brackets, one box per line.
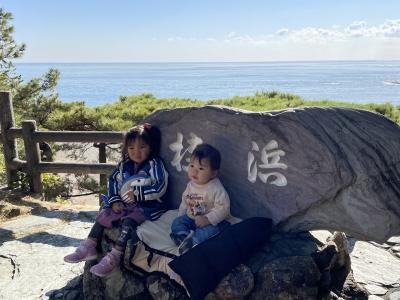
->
[88, 218, 139, 248]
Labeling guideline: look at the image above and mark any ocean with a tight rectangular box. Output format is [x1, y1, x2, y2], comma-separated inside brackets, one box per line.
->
[15, 61, 400, 107]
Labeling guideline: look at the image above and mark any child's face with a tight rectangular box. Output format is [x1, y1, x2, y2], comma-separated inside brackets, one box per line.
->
[127, 138, 151, 164]
[188, 157, 217, 185]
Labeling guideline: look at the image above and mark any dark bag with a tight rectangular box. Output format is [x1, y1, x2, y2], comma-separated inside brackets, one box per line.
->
[168, 217, 272, 300]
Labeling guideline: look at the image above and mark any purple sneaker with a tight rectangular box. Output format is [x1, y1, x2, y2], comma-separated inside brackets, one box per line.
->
[90, 248, 122, 277]
[64, 239, 97, 263]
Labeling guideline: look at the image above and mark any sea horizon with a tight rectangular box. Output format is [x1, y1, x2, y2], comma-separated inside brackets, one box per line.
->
[15, 60, 400, 107]
[16, 59, 400, 64]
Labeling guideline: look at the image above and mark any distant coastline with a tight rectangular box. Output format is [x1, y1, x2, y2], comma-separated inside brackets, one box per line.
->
[15, 60, 400, 106]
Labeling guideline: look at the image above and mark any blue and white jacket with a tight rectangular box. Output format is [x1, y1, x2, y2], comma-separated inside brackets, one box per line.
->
[106, 157, 169, 221]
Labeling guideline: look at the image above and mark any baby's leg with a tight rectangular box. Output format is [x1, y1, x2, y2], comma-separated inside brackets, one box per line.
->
[193, 224, 220, 245]
[171, 215, 195, 236]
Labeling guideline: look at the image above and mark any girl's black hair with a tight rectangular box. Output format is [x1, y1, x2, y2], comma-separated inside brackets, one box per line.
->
[121, 123, 161, 160]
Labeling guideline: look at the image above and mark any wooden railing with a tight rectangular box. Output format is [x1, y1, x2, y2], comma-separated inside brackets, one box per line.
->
[0, 91, 124, 194]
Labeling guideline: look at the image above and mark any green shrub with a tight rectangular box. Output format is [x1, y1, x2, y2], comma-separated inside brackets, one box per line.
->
[42, 173, 73, 201]
[76, 174, 102, 193]
[0, 150, 7, 186]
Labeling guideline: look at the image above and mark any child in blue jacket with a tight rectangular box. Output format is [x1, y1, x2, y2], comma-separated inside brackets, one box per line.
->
[64, 123, 168, 277]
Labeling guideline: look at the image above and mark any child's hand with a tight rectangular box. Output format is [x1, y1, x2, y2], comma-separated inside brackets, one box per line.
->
[111, 202, 125, 213]
[195, 215, 210, 228]
[126, 190, 136, 203]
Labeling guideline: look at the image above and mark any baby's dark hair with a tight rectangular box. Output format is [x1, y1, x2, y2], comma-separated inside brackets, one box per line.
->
[191, 143, 221, 170]
[122, 123, 161, 160]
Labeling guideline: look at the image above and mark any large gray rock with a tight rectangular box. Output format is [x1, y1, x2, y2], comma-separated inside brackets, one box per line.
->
[145, 264, 254, 300]
[145, 106, 400, 242]
[249, 255, 321, 300]
[81, 227, 368, 300]
[205, 264, 254, 300]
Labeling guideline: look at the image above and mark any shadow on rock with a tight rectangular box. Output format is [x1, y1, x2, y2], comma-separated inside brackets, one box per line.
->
[31, 208, 97, 222]
[0, 228, 14, 246]
[17, 231, 83, 248]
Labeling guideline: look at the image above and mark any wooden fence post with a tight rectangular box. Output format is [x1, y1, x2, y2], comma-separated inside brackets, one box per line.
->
[0, 91, 19, 187]
[98, 143, 107, 187]
[22, 120, 43, 193]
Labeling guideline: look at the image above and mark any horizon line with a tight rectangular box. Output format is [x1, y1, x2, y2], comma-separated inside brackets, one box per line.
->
[14, 59, 400, 64]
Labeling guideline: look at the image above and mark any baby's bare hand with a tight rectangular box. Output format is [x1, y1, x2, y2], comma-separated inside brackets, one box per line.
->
[112, 202, 124, 213]
[125, 190, 136, 203]
[195, 215, 210, 227]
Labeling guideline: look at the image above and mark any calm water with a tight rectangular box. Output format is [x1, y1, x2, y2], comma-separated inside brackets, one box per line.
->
[15, 61, 400, 106]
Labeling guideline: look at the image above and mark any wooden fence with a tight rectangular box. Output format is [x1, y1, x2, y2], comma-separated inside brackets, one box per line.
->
[0, 91, 124, 194]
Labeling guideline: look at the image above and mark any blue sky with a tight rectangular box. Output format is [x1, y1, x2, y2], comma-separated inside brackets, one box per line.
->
[2, 0, 400, 62]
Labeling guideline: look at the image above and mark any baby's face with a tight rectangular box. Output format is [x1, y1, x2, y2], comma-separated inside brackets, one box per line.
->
[187, 157, 217, 185]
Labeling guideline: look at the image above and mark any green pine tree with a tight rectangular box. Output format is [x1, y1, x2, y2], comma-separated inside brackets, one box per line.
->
[0, 7, 62, 128]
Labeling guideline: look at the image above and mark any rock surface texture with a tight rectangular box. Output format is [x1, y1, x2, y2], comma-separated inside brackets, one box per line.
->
[145, 105, 400, 242]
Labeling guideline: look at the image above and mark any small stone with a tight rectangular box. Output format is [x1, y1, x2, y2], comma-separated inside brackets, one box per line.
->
[310, 230, 333, 244]
[391, 245, 400, 252]
[387, 236, 400, 245]
[64, 290, 79, 300]
[369, 241, 391, 249]
[388, 291, 400, 300]
[364, 284, 387, 295]
[66, 276, 82, 289]
[368, 295, 384, 300]
[328, 231, 351, 271]
[328, 291, 340, 299]
[351, 241, 400, 287]
[7, 208, 21, 218]
[45, 290, 57, 298]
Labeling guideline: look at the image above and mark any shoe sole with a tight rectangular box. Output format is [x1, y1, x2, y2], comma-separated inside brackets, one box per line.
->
[64, 254, 97, 264]
[178, 230, 195, 255]
[90, 266, 119, 278]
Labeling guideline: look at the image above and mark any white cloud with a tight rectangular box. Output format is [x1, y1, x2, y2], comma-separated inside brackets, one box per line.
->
[157, 19, 400, 61]
[284, 27, 345, 43]
[222, 31, 269, 45]
[342, 19, 400, 38]
[229, 19, 400, 44]
[347, 21, 367, 30]
[276, 28, 290, 36]
[167, 37, 184, 42]
[379, 20, 400, 37]
[345, 21, 370, 37]
[225, 32, 252, 43]
[165, 19, 400, 47]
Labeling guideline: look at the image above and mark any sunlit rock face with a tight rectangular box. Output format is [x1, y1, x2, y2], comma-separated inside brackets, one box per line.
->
[145, 105, 400, 242]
